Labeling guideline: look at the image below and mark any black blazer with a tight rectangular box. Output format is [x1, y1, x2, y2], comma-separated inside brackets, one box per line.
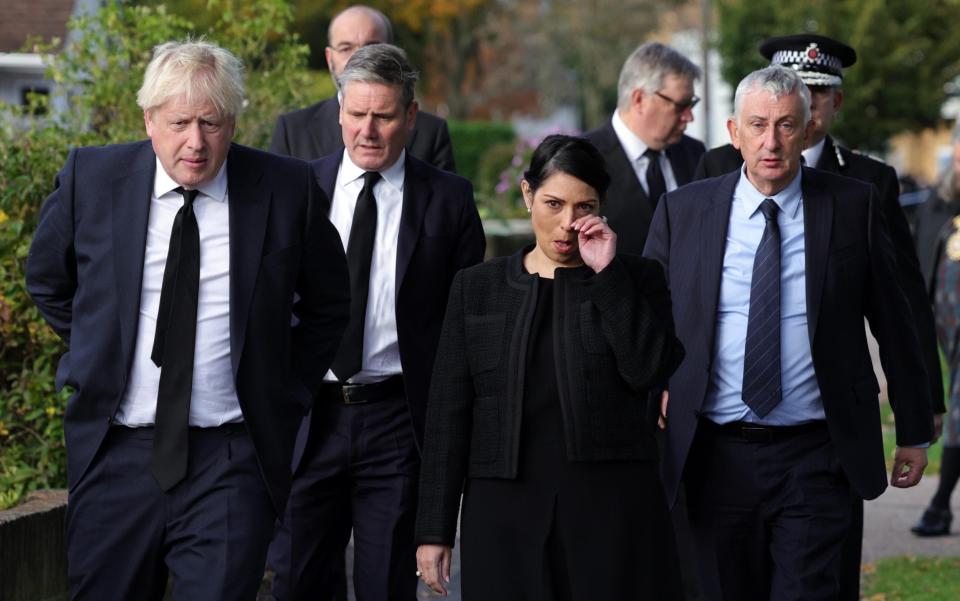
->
[270, 97, 456, 172]
[643, 168, 934, 505]
[311, 152, 485, 445]
[693, 137, 944, 414]
[25, 141, 350, 513]
[584, 121, 705, 256]
[913, 190, 957, 295]
[415, 250, 684, 546]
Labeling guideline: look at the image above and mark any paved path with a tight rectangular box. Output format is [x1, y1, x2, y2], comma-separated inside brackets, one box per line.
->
[863, 474, 960, 563]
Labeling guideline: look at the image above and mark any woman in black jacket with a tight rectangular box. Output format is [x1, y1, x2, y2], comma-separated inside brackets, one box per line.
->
[414, 135, 686, 599]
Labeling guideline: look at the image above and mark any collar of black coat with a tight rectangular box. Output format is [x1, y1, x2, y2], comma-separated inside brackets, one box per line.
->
[507, 244, 597, 285]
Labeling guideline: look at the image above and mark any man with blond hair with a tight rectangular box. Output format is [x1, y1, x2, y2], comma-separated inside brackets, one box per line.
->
[26, 39, 350, 599]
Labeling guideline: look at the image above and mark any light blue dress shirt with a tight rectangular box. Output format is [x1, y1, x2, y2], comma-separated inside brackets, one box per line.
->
[702, 168, 825, 425]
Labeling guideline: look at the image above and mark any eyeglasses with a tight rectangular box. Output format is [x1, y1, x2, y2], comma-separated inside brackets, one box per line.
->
[655, 91, 700, 113]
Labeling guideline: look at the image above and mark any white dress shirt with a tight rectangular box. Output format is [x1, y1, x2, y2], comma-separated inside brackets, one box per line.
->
[325, 150, 405, 383]
[115, 159, 241, 427]
[611, 110, 680, 195]
[803, 137, 826, 169]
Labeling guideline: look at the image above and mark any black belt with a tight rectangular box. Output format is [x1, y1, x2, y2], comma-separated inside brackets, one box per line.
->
[319, 375, 404, 405]
[701, 419, 826, 443]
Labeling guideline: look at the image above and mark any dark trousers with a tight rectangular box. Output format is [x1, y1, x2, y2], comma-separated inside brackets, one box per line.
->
[66, 425, 275, 601]
[684, 421, 852, 601]
[270, 394, 420, 601]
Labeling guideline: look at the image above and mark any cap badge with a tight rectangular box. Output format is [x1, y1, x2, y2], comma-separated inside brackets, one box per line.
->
[806, 43, 820, 60]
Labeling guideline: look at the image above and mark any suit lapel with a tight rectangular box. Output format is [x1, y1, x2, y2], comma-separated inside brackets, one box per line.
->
[113, 142, 157, 367]
[801, 167, 833, 343]
[313, 154, 340, 215]
[699, 172, 738, 355]
[227, 144, 270, 376]
[396, 155, 430, 290]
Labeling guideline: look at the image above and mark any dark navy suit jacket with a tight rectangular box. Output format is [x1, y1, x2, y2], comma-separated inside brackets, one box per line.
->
[26, 141, 350, 513]
[643, 167, 934, 506]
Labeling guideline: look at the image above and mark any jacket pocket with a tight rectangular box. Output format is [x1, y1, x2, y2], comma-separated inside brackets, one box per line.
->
[464, 314, 507, 374]
[469, 396, 501, 464]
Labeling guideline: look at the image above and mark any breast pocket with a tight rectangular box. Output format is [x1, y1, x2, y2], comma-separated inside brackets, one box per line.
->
[464, 314, 507, 374]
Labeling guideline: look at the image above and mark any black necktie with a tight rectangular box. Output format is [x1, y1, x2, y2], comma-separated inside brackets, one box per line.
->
[150, 186, 200, 491]
[644, 148, 667, 208]
[332, 171, 380, 381]
[742, 198, 782, 418]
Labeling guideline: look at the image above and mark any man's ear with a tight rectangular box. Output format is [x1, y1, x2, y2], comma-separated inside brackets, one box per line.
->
[727, 117, 741, 150]
[833, 89, 844, 112]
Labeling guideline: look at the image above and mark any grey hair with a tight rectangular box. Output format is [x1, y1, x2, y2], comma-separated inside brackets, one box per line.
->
[137, 39, 245, 118]
[327, 5, 393, 45]
[617, 42, 702, 111]
[733, 65, 811, 124]
[338, 43, 418, 108]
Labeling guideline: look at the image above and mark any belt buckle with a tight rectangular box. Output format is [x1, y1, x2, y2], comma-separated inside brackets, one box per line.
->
[340, 384, 368, 405]
[740, 424, 773, 443]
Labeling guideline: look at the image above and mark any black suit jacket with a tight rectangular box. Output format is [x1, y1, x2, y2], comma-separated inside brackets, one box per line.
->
[914, 190, 957, 294]
[311, 152, 485, 445]
[270, 97, 456, 172]
[643, 168, 934, 505]
[26, 141, 350, 513]
[693, 138, 944, 414]
[584, 121, 705, 255]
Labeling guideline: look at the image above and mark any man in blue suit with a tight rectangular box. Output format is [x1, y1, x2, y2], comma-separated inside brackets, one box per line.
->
[644, 66, 933, 600]
[26, 40, 350, 600]
[268, 43, 485, 600]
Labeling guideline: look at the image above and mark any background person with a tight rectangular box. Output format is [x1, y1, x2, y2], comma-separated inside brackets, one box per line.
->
[911, 126, 960, 537]
[584, 42, 705, 255]
[269, 4, 456, 172]
[415, 134, 685, 600]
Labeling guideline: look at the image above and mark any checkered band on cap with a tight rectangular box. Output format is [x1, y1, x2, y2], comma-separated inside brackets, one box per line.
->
[771, 48, 844, 73]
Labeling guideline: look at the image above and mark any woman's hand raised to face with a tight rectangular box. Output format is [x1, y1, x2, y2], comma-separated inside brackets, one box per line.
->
[572, 214, 616, 273]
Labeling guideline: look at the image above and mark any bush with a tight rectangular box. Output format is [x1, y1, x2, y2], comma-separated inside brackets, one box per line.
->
[447, 119, 516, 191]
[0, 0, 317, 509]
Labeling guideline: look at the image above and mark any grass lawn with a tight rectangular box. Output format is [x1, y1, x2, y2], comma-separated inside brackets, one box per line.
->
[862, 556, 960, 600]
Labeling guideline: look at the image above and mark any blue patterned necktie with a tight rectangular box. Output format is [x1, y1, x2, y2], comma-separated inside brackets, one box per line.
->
[742, 198, 781, 418]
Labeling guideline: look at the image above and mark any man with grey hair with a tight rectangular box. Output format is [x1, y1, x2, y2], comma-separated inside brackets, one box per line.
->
[584, 41, 705, 255]
[268, 43, 484, 601]
[269, 4, 456, 172]
[644, 65, 933, 600]
[26, 39, 350, 600]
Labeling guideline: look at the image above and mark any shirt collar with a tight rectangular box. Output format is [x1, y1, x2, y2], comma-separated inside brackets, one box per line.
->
[340, 148, 406, 193]
[153, 157, 229, 203]
[802, 137, 826, 169]
[611, 110, 651, 162]
[735, 164, 803, 221]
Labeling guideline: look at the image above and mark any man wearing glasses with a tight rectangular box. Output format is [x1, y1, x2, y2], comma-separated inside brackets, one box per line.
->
[585, 42, 705, 255]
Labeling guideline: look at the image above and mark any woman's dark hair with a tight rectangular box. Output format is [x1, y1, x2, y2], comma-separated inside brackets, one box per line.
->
[523, 135, 611, 201]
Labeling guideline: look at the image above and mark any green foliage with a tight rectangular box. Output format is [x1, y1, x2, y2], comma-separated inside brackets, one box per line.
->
[862, 556, 960, 600]
[714, 0, 960, 151]
[447, 119, 515, 188]
[0, 0, 314, 509]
